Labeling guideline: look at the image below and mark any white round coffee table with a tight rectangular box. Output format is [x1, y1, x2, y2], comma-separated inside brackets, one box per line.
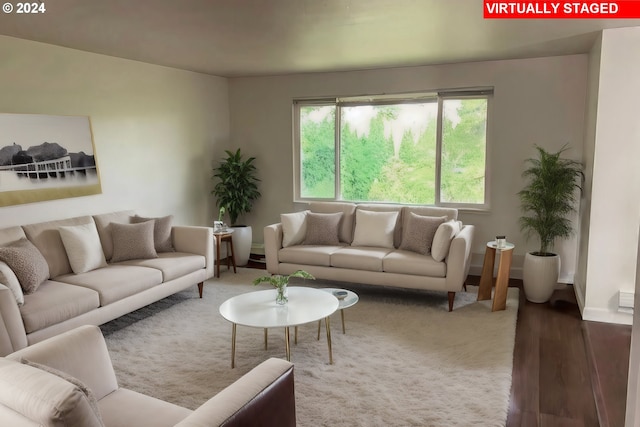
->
[219, 287, 339, 368]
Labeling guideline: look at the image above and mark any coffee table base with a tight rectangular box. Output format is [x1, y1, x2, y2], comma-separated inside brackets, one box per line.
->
[230, 318, 333, 368]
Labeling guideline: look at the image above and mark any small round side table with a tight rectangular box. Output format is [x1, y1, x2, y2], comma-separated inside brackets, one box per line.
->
[477, 241, 515, 312]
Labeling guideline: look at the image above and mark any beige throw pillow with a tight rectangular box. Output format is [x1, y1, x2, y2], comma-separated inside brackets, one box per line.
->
[431, 220, 463, 262]
[351, 209, 398, 248]
[0, 260, 24, 305]
[111, 221, 158, 262]
[59, 222, 108, 274]
[281, 210, 309, 247]
[131, 215, 175, 253]
[0, 238, 49, 294]
[399, 213, 446, 255]
[303, 212, 343, 245]
[20, 358, 105, 427]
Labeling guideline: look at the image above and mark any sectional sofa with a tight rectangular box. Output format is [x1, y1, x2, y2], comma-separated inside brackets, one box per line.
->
[264, 202, 474, 311]
[0, 210, 214, 356]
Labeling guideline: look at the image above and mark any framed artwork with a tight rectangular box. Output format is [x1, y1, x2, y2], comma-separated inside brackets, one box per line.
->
[0, 113, 102, 207]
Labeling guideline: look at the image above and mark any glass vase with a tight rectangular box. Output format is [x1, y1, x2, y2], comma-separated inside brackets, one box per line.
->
[276, 284, 288, 305]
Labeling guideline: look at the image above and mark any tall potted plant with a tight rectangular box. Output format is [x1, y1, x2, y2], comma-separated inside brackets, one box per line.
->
[212, 148, 261, 266]
[518, 145, 583, 303]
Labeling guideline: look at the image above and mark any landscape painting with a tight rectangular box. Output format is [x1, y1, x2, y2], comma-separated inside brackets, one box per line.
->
[0, 113, 101, 206]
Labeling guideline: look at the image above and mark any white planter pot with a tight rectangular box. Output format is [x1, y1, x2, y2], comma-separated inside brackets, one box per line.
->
[522, 252, 560, 303]
[231, 225, 252, 266]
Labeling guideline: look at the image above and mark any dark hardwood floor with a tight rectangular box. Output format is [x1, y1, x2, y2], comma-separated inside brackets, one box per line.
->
[466, 275, 631, 427]
[244, 259, 632, 426]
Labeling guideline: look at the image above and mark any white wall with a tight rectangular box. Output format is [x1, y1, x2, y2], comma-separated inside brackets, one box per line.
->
[582, 27, 640, 326]
[0, 36, 229, 227]
[228, 55, 588, 280]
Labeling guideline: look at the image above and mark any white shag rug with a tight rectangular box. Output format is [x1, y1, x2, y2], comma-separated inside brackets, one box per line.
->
[102, 268, 519, 427]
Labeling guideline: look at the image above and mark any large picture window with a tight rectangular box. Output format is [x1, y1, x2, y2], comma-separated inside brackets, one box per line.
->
[294, 90, 491, 208]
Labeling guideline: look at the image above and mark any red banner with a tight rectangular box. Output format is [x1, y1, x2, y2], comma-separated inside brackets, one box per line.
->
[484, 1, 640, 18]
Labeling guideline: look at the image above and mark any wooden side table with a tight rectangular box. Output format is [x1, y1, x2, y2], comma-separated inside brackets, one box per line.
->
[477, 241, 515, 311]
[214, 231, 237, 278]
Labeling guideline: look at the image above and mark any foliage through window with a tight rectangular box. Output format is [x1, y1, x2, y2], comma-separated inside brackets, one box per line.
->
[295, 90, 490, 208]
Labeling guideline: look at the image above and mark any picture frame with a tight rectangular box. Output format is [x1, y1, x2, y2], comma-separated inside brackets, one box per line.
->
[0, 113, 102, 206]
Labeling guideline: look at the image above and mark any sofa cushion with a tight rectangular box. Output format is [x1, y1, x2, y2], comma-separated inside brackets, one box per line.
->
[110, 221, 158, 263]
[56, 265, 163, 306]
[20, 281, 100, 334]
[383, 250, 447, 277]
[303, 212, 342, 245]
[131, 215, 175, 253]
[99, 388, 191, 427]
[58, 222, 108, 274]
[20, 358, 104, 427]
[331, 247, 393, 271]
[399, 213, 446, 255]
[431, 220, 462, 262]
[0, 238, 49, 294]
[0, 358, 105, 427]
[351, 209, 398, 249]
[0, 260, 24, 305]
[402, 205, 458, 222]
[22, 216, 94, 278]
[0, 225, 26, 246]
[309, 202, 356, 244]
[119, 252, 206, 282]
[279, 246, 344, 267]
[355, 204, 404, 247]
[92, 211, 134, 262]
[281, 211, 309, 248]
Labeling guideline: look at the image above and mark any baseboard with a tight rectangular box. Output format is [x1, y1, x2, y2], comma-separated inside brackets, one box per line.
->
[582, 307, 633, 325]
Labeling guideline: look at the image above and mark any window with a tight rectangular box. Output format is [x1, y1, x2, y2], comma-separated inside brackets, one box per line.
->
[294, 89, 491, 208]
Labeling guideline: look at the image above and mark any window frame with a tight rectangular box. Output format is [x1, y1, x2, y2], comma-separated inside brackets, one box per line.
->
[293, 89, 492, 211]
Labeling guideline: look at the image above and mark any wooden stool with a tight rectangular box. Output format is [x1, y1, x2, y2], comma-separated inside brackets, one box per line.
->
[214, 232, 237, 278]
[477, 241, 514, 311]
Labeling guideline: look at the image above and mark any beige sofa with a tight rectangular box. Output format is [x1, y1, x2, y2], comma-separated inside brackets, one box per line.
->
[265, 202, 474, 311]
[0, 325, 296, 427]
[0, 211, 214, 356]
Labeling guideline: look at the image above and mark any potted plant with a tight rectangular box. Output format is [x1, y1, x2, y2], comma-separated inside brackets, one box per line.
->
[212, 149, 261, 266]
[518, 145, 583, 303]
[253, 270, 315, 305]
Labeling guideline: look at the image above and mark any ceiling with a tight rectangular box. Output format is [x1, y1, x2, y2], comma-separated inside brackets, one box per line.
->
[0, 0, 638, 77]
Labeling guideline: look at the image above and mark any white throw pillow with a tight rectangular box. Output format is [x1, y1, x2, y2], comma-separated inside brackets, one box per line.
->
[431, 220, 462, 262]
[59, 222, 108, 274]
[351, 210, 398, 249]
[281, 210, 309, 248]
[0, 260, 24, 305]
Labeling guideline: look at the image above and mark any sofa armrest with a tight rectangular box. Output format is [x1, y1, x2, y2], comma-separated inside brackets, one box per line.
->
[7, 325, 118, 401]
[173, 226, 214, 280]
[264, 223, 283, 275]
[445, 224, 475, 291]
[0, 284, 27, 356]
[175, 358, 295, 427]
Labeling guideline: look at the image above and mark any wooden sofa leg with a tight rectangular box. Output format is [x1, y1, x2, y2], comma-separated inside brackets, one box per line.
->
[448, 292, 455, 312]
[198, 282, 204, 298]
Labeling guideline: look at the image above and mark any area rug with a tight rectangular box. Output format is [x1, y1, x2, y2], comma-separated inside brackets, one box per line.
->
[102, 268, 519, 427]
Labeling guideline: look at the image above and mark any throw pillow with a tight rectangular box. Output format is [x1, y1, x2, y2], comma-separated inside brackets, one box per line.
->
[110, 221, 158, 263]
[351, 209, 398, 248]
[131, 215, 175, 253]
[431, 220, 463, 262]
[399, 213, 447, 255]
[58, 222, 108, 274]
[0, 260, 24, 305]
[0, 238, 49, 294]
[20, 358, 105, 427]
[303, 212, 343, 245]
[281, 210, 309, 247]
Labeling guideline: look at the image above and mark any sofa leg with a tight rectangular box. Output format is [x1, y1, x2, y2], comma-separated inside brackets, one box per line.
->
[448, 292, 455, 312]
[198, 282, 204, 298]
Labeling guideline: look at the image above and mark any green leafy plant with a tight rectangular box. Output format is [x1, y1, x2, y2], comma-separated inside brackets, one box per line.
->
[252, 270, 316, 288]
[518, 145, 583, 256]
[217, 206, 225, 222]
[211, 149, 261, 225]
